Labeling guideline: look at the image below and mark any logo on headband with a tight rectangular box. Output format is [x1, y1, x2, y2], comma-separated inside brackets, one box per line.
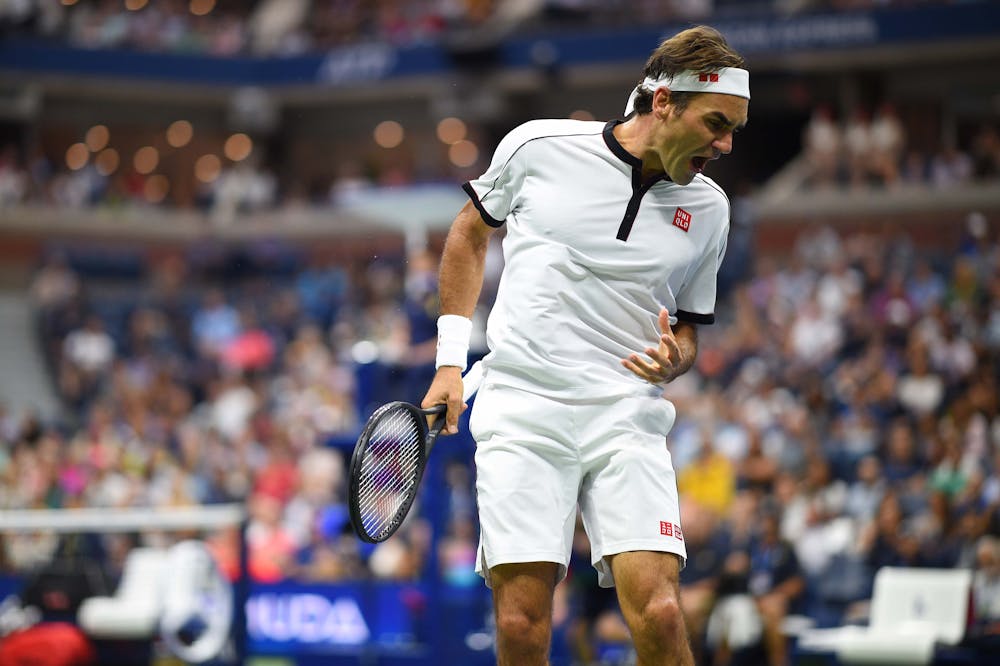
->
[698, 73, 720, 83]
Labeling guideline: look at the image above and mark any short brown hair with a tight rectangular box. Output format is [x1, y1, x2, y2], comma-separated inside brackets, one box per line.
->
[631, 26, 746, 116]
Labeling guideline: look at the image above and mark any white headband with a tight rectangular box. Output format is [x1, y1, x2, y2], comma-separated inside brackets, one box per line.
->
[624, 67, 750, 115]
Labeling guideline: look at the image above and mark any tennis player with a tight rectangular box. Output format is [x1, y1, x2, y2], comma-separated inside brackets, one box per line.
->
[423, 25, 749, 665]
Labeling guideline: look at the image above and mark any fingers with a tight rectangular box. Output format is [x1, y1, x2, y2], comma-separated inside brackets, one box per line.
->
[445, 390, 467, 434]
[620, 308, 680, 384]
[421, 368, 466, 435]
[622, 354, 673, 384]
[658, 307, 672, 334]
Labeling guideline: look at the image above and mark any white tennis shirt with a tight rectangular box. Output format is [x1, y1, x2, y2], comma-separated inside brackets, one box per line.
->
[464, 118, 730, 399]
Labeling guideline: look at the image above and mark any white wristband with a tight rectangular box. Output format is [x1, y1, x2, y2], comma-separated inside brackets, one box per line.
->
[436, 314, 472, 370]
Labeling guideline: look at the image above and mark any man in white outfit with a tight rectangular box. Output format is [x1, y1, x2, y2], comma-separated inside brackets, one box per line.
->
[422, 25, 750, 665]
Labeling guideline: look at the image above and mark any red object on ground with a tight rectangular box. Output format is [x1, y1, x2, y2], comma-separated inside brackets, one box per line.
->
[0, 623, 97, 666]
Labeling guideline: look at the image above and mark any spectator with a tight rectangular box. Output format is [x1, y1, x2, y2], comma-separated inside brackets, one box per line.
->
[785, 295, 842, 369]
[708, 507, 804, 666]
[678, 498, 730, 664]
[970, 124, 1000, 180]
[843, 107, 874, 188]
[859, 492, 921, 570]
[246, 492, 298, 582]
[63, 314, 114, 376]
[802, 104, 842, 187]
[972, 536, 1000, 631]
[0, 145, 27, 207]
[906, 257, 946, 314]
[869, 102, 905, 186]
[844, 454, 886, 526]
[930, 142, 974, 188]
[896, 341, 945, 418]
[677, 427, 737, 517]
[748, 509, 805, 666]
[191, 288, 241, 360]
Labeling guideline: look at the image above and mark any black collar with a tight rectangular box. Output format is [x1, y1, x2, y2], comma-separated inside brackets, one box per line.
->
[602, 119, 671, 185]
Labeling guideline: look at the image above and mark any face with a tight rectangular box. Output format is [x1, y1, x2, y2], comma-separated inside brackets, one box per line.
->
[650, 90, 749, 185]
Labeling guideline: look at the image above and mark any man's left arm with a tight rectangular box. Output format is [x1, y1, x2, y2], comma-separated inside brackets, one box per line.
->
[668, 320, 698, 381]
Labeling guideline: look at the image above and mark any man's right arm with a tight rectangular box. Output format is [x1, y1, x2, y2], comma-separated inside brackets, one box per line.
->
[421, 200, 497, 432]
[439, 200, 495, 319]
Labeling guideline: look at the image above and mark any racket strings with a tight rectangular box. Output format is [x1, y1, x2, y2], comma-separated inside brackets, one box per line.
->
[356, 407, 424, 539]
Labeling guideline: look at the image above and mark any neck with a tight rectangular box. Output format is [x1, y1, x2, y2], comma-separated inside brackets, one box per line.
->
[614, 115, 666, 180]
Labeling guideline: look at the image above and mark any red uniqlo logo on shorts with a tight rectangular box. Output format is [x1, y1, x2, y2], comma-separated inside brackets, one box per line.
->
[672, 208, 691, 232]
[660, 521, 684, 541]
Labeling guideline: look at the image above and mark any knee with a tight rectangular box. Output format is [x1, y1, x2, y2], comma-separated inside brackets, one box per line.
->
[756, 593, 788, 624]
[496, 607, 550, 647]
[632, 595, 685, 638]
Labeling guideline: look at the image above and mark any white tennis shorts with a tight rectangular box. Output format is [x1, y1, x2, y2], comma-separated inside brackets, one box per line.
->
[469, 382, 686, 588]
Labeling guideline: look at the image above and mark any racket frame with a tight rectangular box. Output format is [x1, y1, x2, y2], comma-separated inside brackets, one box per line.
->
[347, 361, 482, 543]
[348, 402, 445, 543]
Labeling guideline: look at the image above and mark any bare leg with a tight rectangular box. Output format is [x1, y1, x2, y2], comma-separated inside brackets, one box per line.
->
[608, 551, 694, 666]
[757, 592, 790, 666]
[490, 561, 561, 666]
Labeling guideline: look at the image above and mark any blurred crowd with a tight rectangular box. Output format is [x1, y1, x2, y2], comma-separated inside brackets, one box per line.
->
[1, 0, 497, 55]
[1, 105, 996, 218]
[802, 102, 1000, 190]
[1, 241, 470, 585]
[0, 143, 284, 218]
[1, 210, 998, 664]
[2, 0, 980, 57]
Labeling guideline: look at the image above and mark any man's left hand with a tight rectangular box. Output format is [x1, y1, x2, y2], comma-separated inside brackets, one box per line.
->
[622, 308, 683, 384]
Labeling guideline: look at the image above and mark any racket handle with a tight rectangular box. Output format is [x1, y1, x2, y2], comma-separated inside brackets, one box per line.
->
[462, 361, 484, 402]
[427, 361, 483, 449]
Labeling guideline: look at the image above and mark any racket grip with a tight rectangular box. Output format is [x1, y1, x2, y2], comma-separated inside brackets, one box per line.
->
[462, 361, 484, 401]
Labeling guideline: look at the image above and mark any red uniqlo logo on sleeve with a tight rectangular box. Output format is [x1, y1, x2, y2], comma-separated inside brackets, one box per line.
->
[660, 521, 684, 541]
[672, 208, 691, 232]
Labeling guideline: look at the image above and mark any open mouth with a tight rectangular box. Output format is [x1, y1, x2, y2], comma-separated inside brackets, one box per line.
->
[690, 156, 709, 173]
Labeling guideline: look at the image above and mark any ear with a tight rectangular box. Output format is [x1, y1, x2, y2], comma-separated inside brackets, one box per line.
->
[652, 87, 673, 119]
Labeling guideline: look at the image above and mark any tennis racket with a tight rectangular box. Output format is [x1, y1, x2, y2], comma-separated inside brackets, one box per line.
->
[348, 361, 483, 543]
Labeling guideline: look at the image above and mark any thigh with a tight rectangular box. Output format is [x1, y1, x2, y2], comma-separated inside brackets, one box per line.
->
[578, 395, 685, 586]
[471, 386, 580, 586]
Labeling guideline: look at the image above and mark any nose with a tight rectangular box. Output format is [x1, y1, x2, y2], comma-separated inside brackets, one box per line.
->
[713, 132, 734, 155]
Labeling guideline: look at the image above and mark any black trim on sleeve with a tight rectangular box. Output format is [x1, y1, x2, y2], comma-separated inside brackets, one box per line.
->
[462, 182, 505, 228]
[676, 310, 714, 325]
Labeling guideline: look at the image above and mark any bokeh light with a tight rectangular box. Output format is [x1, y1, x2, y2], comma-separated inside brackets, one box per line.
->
[144, 175, 169, 204]
[195, 154, 222, 183]
[436, 117, 467, 145]
[65, 143, 89, 170]
[223, 133, 252, 161]
[448, 140, 479, 168]
[84, 125, 109, 152]
[124, 0, 148, 10]
[189, 0, 215, 16]
[373, 121, 404, 149]
[166, 120, 193, 148]
[95, 148, 120, 176]
[133, 146, 159, 174]
[569, 109, 595, 121]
